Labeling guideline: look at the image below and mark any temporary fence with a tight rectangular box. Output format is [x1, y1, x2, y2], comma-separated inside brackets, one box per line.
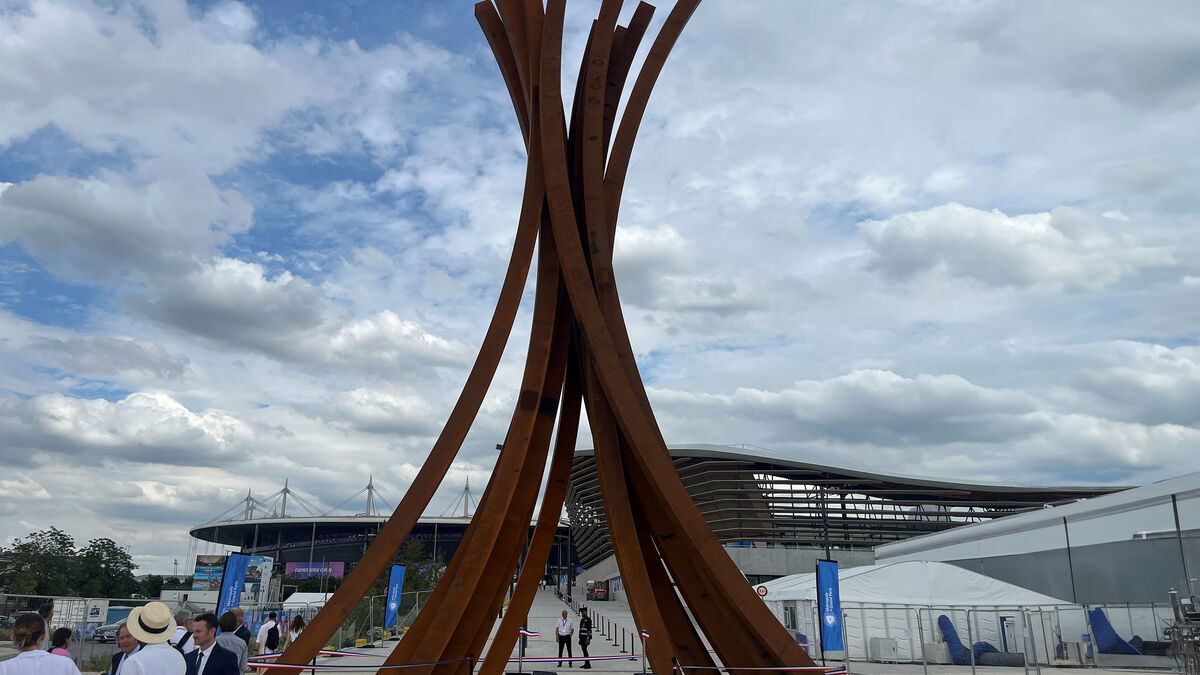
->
[766, 598, 1184, 673]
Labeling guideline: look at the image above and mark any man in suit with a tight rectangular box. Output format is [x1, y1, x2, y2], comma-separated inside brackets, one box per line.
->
[109, 623, 142, 675]
[231, 608, 254, 647]
[185, 612, 239, 675]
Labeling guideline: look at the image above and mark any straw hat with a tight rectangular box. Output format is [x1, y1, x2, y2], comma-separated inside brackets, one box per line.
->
[126, 601, 178, 644]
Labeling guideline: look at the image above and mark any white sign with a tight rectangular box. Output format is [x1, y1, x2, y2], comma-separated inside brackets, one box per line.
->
[86, 600, 110, 623]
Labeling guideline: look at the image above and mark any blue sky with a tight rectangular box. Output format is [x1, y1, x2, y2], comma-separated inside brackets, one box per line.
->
[2, 0, 1199, 573]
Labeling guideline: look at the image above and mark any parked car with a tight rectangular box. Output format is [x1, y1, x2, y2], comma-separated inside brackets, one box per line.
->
[93, 618, 127, 643]
[0, 615, 14, 628]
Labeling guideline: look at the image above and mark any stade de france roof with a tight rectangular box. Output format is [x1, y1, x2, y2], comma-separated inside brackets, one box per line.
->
[564, 443, 1129, 568]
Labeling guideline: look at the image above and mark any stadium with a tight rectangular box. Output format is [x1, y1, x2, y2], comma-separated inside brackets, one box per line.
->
[189, 444, 1122, 589]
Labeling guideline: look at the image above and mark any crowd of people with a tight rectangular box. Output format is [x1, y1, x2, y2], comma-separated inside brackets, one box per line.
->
[0, 601, 307, 675]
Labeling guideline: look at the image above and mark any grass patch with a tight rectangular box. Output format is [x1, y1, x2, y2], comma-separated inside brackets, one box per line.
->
[81, 652, 112, 673]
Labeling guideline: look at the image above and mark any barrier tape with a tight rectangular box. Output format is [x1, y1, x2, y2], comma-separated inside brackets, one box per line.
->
[250, 649, 373, 661]
[512, 655, 641, 663]
[248, 657, 470, 671]
[248, 654, 648, 670]
[676, 662, 844, 667]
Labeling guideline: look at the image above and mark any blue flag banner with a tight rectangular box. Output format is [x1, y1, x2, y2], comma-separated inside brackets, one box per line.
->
[384, 565, 406, 628]
[217, 553, 251, 617]
[816, 559, 844, 652]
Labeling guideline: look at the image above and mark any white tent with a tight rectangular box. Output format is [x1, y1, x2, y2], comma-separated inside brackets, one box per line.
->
[760, 561, 1077, 664]
[761, 560, 1069, 606]
[282, 592, 334, 609]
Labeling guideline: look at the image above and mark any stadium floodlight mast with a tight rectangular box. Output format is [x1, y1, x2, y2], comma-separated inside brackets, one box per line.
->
[264, 2, 816, 674]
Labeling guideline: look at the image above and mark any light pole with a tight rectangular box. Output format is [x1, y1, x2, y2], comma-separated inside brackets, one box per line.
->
[174, 558, 179, 578]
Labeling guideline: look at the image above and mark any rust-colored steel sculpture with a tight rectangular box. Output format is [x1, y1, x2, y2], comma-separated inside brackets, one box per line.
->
[265, 2, 817, 674]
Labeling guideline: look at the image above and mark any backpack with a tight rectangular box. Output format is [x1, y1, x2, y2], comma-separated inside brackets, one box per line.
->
[265, 623, 280, 651]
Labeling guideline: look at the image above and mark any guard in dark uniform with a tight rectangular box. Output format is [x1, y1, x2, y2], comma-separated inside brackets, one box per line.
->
[578, 607, 593, 669]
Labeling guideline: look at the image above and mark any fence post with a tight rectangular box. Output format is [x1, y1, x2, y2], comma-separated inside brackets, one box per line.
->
[842, 611, 849, 673]
[621, 627, 627, 654]
[967, 609, 977, 675]
[642, 634, 647, 674]
[1081, 604, 1096, 665]
[914, 607, 928, 675]
[1021, 608, 1041, 675]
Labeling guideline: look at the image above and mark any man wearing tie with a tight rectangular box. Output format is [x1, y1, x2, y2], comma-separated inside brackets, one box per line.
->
[186, 613, 239, 675]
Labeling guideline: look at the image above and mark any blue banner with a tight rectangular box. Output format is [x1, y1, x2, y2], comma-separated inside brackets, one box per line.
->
[384, 565, 406, 628]
[816, 560, 844, 652]
[217, 553, 251, 617]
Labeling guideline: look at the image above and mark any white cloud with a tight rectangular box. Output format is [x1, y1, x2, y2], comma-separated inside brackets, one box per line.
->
[0, 174, 252, 282]
[0, 391, 252, 466]
[860, 203, 1175, 290]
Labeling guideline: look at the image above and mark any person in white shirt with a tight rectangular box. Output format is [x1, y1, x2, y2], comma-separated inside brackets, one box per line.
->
[255, 612, 280, 654]
[169, 610, 196, 654]
[121, 602, 186, 675]
[555, 609, 575, 667]
[0, 613, 80, 675]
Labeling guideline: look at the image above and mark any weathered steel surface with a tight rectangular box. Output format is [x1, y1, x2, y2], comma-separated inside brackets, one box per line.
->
[273, 2, 818, 674]
[477, 347, 582, 675]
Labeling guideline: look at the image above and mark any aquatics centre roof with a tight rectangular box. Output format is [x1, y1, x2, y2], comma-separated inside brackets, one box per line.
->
[564, 444, 1128, 568]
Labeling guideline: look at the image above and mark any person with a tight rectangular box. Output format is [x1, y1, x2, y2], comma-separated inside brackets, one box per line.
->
[121, 601, 186, 675]
[288, 614, 306, 645]
[186, 612, 240, 675]
[49, 627, 73, 657]
[216, 611, 248, 674]
[170, 610, 196, 654]
[555, 609, 574, 667]
[109, 623, 143, 675]
[578, 607, 593, 669]
[255, 611, 279, 654]
[231, 608, 253, 647]
[37, 602, 55, 651]
[0, 612, 80, 674]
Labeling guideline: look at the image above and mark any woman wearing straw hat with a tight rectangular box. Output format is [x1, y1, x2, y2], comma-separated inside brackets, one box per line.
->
[120, 602, 186, 675]
[0, 613, 80, 674]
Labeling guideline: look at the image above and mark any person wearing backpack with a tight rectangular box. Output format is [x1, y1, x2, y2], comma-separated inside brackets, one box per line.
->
[255, 612, 280, 655]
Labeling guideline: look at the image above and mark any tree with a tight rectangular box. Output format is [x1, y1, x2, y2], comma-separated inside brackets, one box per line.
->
[0, 529, 140, 598]
[140, 574, 165, 598]
[78, 538, 139, 598]
[0, 527, 78, 596]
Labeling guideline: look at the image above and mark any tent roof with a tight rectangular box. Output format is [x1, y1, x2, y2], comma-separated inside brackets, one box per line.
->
[760, 561, 1069, 606]
[282, 592, 333, 607]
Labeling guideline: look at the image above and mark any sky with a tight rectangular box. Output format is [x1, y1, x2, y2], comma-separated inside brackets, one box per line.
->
[1, 0, 1199, 575]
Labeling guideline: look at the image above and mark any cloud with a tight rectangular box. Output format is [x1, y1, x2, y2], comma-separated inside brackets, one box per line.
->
[0, 174, 252, 282]
[860, 203, 1175, 290]
[647, 368, 1200, 483]
[33, 335, 189, 379]
[320, 387, 441, 435]
[136, 257, 326, 349]
[0, 391, 252, 467]
[653, 369, 1044, 447]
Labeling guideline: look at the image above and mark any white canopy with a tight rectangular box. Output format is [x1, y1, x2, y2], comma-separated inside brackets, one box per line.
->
[760, 560, 1069, 606]
[282, 592, 334, 608]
